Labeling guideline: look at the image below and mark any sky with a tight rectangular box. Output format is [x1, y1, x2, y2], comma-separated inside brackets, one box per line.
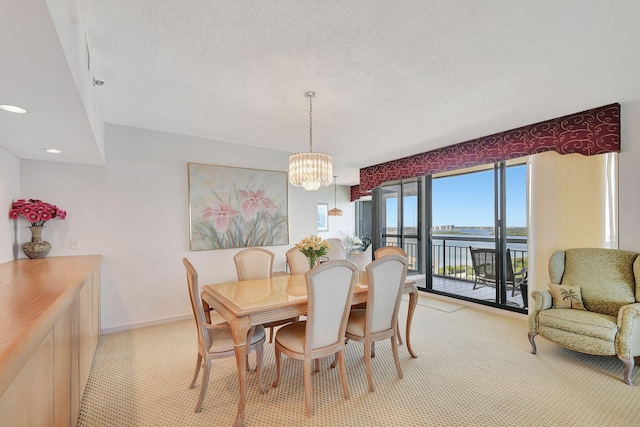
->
[386, 164, 527, 228]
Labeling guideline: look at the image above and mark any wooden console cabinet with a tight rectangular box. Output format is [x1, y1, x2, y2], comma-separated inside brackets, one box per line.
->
[0, 255, 102, 426]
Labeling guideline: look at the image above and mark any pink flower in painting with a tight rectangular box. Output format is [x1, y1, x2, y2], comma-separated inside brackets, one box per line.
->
[202, 202, 239, 233]
[238, 189, 275, 220]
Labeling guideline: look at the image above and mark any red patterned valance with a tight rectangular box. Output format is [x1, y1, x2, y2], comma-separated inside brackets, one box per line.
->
[358, 103, 620, 193]
[350, 185, 371, 202]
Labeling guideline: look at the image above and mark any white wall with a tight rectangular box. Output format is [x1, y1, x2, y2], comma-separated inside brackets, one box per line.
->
[316, 183, 356, 241]
[19, 124, 318, 332]
[619, 100, 640, 251]
[0, 147, 21, 263]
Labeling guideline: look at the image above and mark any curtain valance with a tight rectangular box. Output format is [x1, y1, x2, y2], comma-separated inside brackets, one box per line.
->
[356, 103, 620, 197]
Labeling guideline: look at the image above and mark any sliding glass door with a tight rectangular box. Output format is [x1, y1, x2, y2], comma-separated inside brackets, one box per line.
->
[373, 179, 421, 273]
[371, 162, 527, 312]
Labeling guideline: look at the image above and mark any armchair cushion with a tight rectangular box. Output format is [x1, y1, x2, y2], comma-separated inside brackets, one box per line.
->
[538, 309, 617, 343]
[548, 283, 585, 310]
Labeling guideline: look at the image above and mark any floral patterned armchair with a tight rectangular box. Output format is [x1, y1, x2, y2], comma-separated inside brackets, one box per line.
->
[528, 248, 640, 385]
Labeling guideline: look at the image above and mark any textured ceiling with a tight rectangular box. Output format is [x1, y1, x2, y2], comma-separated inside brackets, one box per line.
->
[3, 1, 640, 184]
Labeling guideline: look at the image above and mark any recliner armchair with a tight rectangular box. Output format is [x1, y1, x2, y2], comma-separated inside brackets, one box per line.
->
[528, 248, 640, 385]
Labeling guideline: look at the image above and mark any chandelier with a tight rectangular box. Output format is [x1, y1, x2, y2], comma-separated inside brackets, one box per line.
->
[328, 176, 343, 216]
[289, 92, 333, 191]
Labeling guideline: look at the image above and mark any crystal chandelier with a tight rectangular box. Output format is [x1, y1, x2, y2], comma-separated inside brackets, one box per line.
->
[328, 176, 343, 216]
[289, 92, 333, 191]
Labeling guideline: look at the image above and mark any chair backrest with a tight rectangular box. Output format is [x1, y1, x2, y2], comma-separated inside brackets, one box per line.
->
[234, 248, 274, 280]
[286, 247, 310, 275]
[550, 248, 640, 316]
[374, 246, 407, 259]
[350, 244, 373, 271]
[325, 240, 346, 260]
[365, 255, 408, 334]
[305, 260, 358, 353]
[469, 247, 516, 283]
[183, 258, 211, 350]
[469, 247, 497, 282]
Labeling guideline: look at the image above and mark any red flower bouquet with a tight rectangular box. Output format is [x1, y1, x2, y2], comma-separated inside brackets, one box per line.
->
[9, 199, 67, 226]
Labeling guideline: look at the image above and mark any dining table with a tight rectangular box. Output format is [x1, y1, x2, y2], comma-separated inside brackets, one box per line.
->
[201, 270, 418, 427]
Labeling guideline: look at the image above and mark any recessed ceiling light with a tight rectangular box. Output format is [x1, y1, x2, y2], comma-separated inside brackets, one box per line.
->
[0, 104, 28, 114]
[44, 148, 63, 154]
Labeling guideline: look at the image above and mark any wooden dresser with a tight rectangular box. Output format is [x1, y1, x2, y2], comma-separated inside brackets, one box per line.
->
[0, 255, 103, 426]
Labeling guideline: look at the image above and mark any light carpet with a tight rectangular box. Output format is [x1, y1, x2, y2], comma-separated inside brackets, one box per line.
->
[77, 301, 640, 426]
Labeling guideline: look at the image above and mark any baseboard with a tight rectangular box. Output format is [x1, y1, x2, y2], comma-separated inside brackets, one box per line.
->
[101, 313, 192, 334]
[415, 290, 528, 320]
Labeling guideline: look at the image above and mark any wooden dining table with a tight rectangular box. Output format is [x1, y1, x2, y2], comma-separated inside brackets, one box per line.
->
[201, 271, 418, 427]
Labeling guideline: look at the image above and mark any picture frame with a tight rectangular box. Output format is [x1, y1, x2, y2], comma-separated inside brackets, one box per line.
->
[317, 203, 329, 231]
[188, 163, 289, 250]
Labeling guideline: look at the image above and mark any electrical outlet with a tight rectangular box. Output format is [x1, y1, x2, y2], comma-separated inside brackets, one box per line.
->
[70, 238, 80, 250]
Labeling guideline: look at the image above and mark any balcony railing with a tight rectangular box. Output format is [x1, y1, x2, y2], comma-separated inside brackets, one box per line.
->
[380, 235, 528, 281]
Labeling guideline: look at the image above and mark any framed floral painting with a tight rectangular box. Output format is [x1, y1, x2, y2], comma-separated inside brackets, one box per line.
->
[188, 163, 289, 250]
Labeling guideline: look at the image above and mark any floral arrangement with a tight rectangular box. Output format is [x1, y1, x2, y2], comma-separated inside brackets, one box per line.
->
[341, 231, 371, 252]
[295, 236, 332, 269]
[9, 199, 67, 226]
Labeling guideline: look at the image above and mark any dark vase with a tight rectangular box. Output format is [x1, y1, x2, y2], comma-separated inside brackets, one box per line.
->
[22, 225, 52, 259]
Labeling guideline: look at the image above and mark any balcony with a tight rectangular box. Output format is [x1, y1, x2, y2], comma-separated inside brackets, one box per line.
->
[382, 234, 528, 309]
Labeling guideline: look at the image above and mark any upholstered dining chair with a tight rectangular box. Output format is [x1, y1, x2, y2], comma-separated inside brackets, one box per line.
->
[234, 248, 275, 280]
[373, 245, 408, 345]
[182, 258, 266, 412]
[272, 260, 358, 417]
[345, 254, 407, 392]
[286, 247, 311, 275]
[234, 248, 297, 342]
[374, 245, 407, 259]
[324, 238, 346, 261]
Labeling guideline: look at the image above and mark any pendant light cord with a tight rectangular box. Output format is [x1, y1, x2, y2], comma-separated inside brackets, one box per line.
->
[309, 95, 313, 153]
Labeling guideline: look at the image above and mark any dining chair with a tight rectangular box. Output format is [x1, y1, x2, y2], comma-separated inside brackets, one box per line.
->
[373, 245, 408, 345]
[345, 254, 407, 392]
[286, 247, 311, 275]
[272, 260, 358, 417]
[234, 248, 297, 342]
[183, 258, 266, 412]
[324, 238, 346, 260]
[374, 245, 407, 259]
[234, 248, 275, 280]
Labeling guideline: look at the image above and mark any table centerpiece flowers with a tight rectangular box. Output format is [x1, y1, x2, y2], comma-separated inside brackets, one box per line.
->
[9, 199, 67, 259]
[295, 236, 332, 269]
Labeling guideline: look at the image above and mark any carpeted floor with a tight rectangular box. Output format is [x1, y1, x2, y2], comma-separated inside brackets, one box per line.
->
[77, 298, 640, 426]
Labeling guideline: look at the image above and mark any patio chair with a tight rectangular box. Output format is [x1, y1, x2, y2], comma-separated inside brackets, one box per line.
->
[469, 247, 527, 297]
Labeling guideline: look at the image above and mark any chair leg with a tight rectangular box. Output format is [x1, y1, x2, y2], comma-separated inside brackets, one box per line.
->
[371, 341, 376, 358]
[618, 355, 635, 386]
[364, 340, 374, 392]
[528, 332, 537, 354]
[304, 358, 313, 417]
[195, 359, 211, 413]
[255, 343, 266, 394]
[395, 321, 403, 346]
[269, 326, 274, 343]
[190, 353, 202, 389]
[314, 358, 320, 373]
[391, 335, 403, 380]
[336, 348, 350, 400]
[272, 347, 282, 388]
